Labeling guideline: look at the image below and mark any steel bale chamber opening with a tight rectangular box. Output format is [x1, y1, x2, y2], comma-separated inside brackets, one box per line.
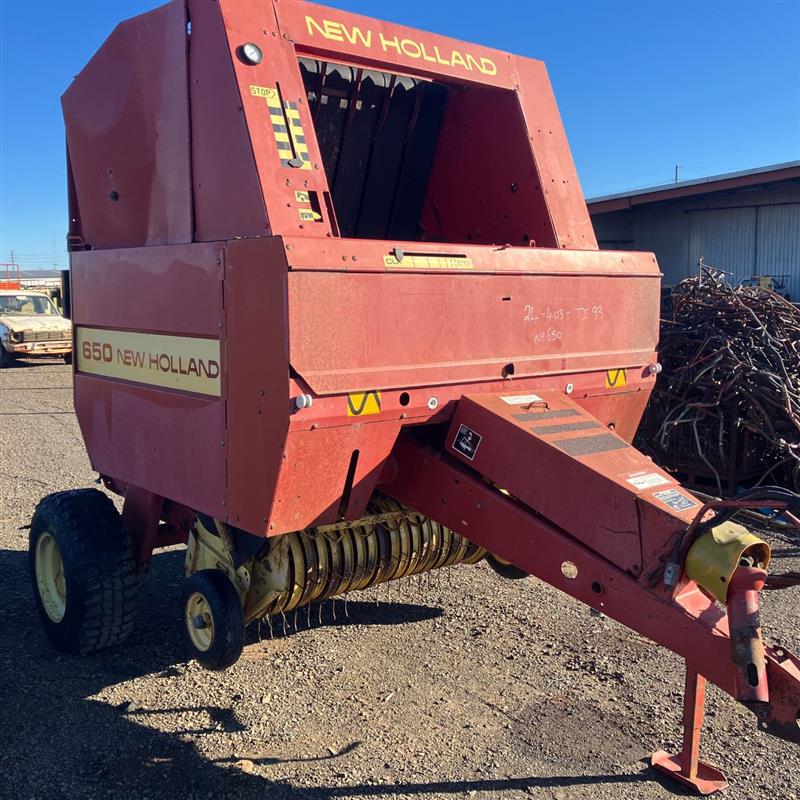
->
[298, 57, 556, 247]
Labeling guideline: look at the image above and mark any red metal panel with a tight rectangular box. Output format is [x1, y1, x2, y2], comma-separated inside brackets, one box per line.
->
[70, 243, 223, 336]
[287, 267, 659, 394]
[223, 238, 291, 534]
[420, 85, 558, 247]
[275, 0, 517, 89]
[267, 422, 402, 535]
[61, 0, 192, 250]
[287, 371, 655, 442]
[71, 243, 225, 518]
[75, 374, 225, 519]
[218, 0, 336, 239]
[513, 56, 597, 250]
[578, 387, 651, 443]
[188, 0, 270, 241]
[282, 236, 657, 275]
[443, 391, 685, 573]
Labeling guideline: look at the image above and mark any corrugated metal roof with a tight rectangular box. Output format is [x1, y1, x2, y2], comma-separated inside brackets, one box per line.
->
[20, 270, 62, 278]
[587, 161, 800, 213]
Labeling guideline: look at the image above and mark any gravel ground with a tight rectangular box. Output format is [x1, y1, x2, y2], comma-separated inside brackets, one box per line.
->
[1, 359, 799, 800]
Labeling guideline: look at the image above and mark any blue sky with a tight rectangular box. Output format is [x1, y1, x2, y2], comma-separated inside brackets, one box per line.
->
[1, 0, 798, 269]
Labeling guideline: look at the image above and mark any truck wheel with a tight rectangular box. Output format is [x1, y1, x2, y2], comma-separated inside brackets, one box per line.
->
[63, 352, 73, 365]
[181, 570, 245, 670]
[29, 489, 137, 654]
[0, 346, 14, 368]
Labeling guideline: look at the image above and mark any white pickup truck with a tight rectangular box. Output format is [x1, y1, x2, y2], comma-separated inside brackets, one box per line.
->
[0, 289, 72, 367]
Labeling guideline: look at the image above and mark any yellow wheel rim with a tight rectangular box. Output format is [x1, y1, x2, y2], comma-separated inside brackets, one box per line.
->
[35, 532, 67, 623]
[185, 591, 215, 652]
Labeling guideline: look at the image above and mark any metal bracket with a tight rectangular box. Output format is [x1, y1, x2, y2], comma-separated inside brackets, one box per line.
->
[651, 667, 728, 795]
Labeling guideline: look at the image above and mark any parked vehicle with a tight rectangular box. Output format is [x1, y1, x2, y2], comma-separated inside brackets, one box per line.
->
[0, 289, 72, 367]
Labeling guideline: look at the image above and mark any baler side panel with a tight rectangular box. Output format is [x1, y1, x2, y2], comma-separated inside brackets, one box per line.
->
[188, 0, 271, 242]
[267, 422, 402, 534]
[70, 244, 226, 519]
[61, 0, 192, 250]
[513, 57, 597, 250]
[286, 263, 659, 395]
[223, 238, 291, 534]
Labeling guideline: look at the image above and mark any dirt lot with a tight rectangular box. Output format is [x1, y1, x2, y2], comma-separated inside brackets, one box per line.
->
[1, 359, 799, 800]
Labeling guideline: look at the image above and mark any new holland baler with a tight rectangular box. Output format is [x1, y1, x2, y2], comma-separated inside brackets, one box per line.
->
[29, 0, 800, 793]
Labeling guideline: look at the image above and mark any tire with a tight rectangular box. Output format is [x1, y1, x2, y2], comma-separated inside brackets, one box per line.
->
[63, 352, 73, 365]
[29, 489, 137, 654]
[486, 553, 530, 580]
[0, 346, 14, 368]
[181, 570, 245, 670]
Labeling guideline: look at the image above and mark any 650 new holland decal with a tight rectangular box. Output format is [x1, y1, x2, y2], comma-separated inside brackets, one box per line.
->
[76, 328, 220, 397]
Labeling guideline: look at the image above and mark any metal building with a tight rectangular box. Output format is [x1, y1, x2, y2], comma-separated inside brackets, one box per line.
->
[588, 161, 800, 299]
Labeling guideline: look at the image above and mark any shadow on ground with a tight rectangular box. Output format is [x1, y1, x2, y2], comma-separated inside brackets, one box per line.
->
[0, 546, 678, 799]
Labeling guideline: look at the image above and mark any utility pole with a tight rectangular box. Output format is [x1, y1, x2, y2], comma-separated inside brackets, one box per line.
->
[674, 163, 680, 184]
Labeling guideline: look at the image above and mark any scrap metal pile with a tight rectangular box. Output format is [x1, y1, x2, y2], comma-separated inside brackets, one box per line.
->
[639, 269, 800, 496]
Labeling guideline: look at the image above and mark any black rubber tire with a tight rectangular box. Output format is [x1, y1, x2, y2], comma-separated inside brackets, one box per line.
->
[0, 346, 14, 368]
[63, 352, 73, 365]
[29, 489, 137, 654]
[181, 570, 245, 670]
[486, 553, 530, 580]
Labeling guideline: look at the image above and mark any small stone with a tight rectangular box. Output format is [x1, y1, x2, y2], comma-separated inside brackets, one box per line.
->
[233, 759, 254, 774]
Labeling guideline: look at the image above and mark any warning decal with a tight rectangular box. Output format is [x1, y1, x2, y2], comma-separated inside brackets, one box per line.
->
[452, 424, 482, 461]
[347, 391, 382, 416]
[626, 472, 671, 490]
[250, 85, 312, 170]
[605, 368, 627, 388]
[501, 394, 543, 405]
[653, 489, 698, 512]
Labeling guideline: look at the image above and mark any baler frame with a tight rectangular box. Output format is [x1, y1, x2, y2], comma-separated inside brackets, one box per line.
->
[25, 1, 800, 795]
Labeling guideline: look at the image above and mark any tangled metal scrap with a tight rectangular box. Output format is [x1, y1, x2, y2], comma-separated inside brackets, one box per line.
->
[638, 268, 800, 497]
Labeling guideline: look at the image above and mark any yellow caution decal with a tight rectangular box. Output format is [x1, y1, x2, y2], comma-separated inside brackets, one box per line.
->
[347, 391, 382, 416]
[250, 85, 312, 170]
[383, 254, 473, 270]
[605, 368, 627, 389]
